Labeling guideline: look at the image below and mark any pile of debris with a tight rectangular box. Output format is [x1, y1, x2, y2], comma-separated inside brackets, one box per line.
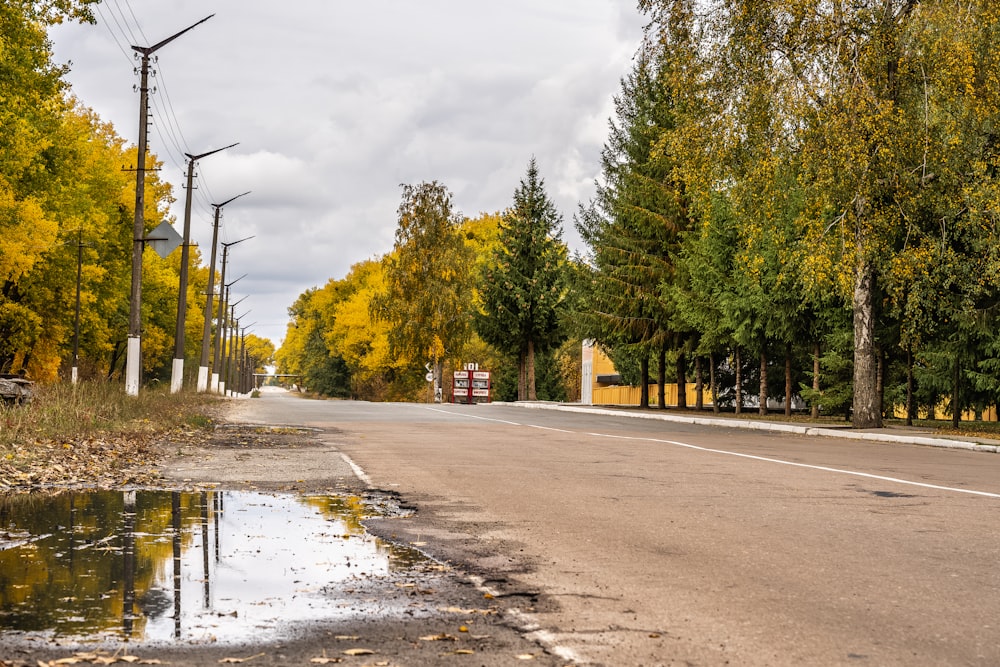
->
[0, 374, 33, 404]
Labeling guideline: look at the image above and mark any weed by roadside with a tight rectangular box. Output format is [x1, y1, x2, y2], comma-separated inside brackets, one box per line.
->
[0, 382, 224, 492]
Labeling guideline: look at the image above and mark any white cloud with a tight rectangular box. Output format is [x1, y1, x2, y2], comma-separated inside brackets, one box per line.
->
[50, 0, 646, 346]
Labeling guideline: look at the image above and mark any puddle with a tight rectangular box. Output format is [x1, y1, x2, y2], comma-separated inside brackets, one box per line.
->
[0, 490, 427, 645]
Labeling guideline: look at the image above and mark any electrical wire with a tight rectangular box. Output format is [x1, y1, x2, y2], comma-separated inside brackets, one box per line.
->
[96, 0, 223, 227]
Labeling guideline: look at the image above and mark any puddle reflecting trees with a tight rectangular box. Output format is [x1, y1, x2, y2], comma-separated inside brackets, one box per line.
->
[0, 490, 424, 644]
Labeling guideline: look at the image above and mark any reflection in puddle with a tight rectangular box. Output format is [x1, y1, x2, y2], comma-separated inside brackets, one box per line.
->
[0, 490, 426, 644]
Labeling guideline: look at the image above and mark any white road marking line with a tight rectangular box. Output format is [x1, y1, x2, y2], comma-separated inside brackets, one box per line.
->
[429, 407, 1000, 499]
[339, 452, 372, 486]
[526, 424, 574, 433]
[425, 406, 521, 426]
[588, 432, 1000, 499]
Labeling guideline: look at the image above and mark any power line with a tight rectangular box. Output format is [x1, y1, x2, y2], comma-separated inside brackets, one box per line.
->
[93, 4, 134, 65]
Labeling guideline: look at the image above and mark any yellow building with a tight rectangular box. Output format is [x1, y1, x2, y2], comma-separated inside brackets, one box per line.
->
[581, 341, 711, 407]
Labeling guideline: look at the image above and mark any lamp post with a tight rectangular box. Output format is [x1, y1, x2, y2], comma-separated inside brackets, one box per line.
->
[125, 14, 213, 397]
[239, 323, 256, 394]
[227, 309, 250, 396]
[171, 143, 237, 394]
[197, 192, 249, 392]
[210, 236, 252, 391]
[219, 296, 247, 395]
[72, 229, 84, 385]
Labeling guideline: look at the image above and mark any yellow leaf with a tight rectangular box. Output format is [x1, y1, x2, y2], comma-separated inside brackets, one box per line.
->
[341, 649, 374, 657]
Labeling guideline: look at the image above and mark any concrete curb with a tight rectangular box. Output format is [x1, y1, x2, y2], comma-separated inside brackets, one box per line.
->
[497, 402, 1000, 454]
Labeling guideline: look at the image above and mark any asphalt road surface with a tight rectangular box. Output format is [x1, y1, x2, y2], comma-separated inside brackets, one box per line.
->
[236, 390, 1000, 666]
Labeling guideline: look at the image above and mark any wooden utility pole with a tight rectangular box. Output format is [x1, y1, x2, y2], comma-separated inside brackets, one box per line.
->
[197, 193, 249, 392]
[126, 15, 213, 396]
[171, 144, 237, 393]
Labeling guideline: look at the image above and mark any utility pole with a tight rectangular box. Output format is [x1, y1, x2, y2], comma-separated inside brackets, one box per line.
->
[72, 229, 84, 385]
[212, 237, 252, 392]
[219, 296, 247, 395]
[239, 323, 256, 394]
[171, 143, 238, 393]
[228, 308, 249, 396]
[197, 192, 249, 392]
[126, 15, 213, 397]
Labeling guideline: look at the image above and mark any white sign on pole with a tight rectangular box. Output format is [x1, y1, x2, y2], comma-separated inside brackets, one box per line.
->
[425, 372, 434, 382]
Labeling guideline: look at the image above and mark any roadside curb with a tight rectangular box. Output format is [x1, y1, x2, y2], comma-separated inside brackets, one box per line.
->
[498, 402, 1000, 454]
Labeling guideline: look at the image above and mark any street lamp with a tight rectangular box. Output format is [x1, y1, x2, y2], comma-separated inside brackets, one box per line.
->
[197, 192, 250, 392]
[171, 143, 238, 394]
[210, 236, 252, 392]
[125, 14, 213, 396]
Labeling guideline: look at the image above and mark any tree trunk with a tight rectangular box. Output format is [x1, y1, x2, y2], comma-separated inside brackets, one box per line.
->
[812, 341, 821, 419]
[906, 347, 914, 426]
[695, 356, 704, 411]
[852, 255, 882, 428]
[735, 346, 743, 415]
[676, 351, 687, 409]
[784, 343, 793, 417]
[952, 354, 961, 428]
[518, 347, 527, 401]
[526, 339, 537, 401]
[433, 358, 444, 404]
[759, 349, 768, 417]
[640, 355, 650, 408]
[710, 352, 720, 413]
[876, 344, 885, 418]
[657, 344, 666, 410]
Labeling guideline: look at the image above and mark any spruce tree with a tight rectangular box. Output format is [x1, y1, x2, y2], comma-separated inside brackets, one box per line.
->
[576, 41, 689, 407]
[476, 159, 568, 401]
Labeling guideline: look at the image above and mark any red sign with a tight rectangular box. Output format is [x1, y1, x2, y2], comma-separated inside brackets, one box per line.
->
[452, 368, 491, 404]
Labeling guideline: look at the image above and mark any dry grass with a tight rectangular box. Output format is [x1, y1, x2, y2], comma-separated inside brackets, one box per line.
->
[0, 382, 224, 490]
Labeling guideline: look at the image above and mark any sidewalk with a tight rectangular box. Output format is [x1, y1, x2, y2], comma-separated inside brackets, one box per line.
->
[503, 402, 1000, 454]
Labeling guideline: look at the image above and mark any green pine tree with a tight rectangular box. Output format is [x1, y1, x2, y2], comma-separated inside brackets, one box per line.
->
[475, 159, 568, 401]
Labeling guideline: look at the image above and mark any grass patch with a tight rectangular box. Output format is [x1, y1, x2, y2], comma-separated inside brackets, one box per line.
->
[0, 381, 224, 453]
[0, 382, 228, 490]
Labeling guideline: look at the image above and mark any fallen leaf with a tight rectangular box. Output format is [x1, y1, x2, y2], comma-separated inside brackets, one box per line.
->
[217, 653, 265, 664]
[516, 655, 536, 661]
[341, 649, 374, 657]
[309, 650, 341, 664]
[333, 636, 360, 641]
[444, 650, 475, 655]
[458, 626, 469, 633]
[420, 633, 458, 642]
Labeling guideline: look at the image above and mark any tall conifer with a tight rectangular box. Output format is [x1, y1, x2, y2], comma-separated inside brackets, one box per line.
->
[476, 160, 568, 401]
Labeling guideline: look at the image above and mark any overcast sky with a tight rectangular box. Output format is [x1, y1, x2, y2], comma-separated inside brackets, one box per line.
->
[50, 1, 647, 348]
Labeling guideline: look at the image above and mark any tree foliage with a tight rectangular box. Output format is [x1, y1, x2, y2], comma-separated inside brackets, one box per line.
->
[0, 5, 272, 385]
[476, 159, 569, 400]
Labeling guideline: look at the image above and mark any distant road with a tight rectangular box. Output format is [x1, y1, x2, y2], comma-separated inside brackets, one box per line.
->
[243, 391, 1000, 666]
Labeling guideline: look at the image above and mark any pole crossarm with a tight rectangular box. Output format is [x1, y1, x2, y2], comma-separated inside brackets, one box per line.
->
[131, 14, 214, 56]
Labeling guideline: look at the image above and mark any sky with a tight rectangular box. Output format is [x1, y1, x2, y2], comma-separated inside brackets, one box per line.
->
[50, 1, 647, 348]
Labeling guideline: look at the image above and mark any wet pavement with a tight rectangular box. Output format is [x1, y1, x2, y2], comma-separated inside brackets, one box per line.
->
[0, 490, 427, 646]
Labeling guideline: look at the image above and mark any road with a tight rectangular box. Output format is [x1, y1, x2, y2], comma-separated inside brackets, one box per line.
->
[237, 390, 1000, 666]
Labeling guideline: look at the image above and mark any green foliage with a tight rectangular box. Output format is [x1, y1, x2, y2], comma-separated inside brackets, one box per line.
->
[476, 159, 569, 400]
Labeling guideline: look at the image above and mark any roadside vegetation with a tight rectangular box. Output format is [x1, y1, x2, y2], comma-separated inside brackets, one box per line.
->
[279, 1, 1000, 431]
[0, 382, 222, 491]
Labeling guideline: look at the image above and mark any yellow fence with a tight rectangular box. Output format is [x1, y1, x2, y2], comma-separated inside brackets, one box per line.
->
[591, 383, 711, 407]
[890, 404, 998, 422]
